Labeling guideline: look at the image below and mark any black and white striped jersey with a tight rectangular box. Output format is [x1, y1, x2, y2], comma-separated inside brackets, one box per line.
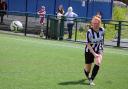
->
[85, 27, 105, 53]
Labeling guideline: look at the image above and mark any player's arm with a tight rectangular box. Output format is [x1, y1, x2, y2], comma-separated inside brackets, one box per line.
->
[87, 43, 99, 58]
[41, 11, 46, 15]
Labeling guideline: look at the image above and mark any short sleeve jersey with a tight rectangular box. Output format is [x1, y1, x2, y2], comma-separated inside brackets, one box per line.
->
[85, 27, 105, 53]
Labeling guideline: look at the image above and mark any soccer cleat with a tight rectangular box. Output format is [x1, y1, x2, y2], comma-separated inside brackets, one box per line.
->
[89, 81, 95, 86]
[89, 79, 95, 86]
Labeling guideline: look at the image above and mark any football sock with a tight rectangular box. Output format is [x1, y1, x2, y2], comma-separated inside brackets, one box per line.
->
[91, 64, 99, 80]
[84, 69, 89, 79]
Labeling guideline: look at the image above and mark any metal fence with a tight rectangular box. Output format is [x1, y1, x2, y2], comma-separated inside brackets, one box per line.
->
[0, 12, 128, 48]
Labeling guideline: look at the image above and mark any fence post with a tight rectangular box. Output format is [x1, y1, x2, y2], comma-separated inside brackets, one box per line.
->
[24, 12, 28, 36]
[117, 21, 122, 47]
[24, 0, 28, 36]
[103, 23, 106, 28]
[46, 15, 49, 39]
[75, 18, 78, 42]
[59, 16, 64, 40]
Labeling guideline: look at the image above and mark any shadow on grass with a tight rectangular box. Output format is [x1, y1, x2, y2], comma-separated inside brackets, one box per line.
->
[58, 79, 89, 85]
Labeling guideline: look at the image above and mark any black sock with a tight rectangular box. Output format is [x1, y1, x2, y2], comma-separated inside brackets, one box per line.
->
[84, 69, 89, 79]
[91, 64, 99, 80]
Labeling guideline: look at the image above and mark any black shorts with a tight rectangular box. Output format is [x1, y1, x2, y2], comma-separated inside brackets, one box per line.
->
[85, 52, 94, 64]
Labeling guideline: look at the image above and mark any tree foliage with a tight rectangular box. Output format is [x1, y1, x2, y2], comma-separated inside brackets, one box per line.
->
[116, 0, 128, 5]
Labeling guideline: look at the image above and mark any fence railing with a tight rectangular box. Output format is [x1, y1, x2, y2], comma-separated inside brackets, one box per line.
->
[0, 11, 128, 48]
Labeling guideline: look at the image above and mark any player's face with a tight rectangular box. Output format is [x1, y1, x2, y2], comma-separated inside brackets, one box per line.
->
[92, 19, 100, 31]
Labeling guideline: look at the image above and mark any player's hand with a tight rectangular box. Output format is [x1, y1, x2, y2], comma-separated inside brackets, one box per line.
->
[95, 54, 102, 65]
[94, 53, 100, 58]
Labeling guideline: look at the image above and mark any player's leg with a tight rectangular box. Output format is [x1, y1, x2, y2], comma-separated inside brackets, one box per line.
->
[40, 23, 44, 37]
[90, 54, 103, 85]
[69, 23, 74, 39]
[84, 52, 94, 79]
[67, 23, 71, 39]
[84, 64, 91, 79]
[67, 23, 73, 39]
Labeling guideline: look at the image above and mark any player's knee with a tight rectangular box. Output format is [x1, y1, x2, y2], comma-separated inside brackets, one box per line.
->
[95, 57, 102, 65]
[95, 60, 101, 65]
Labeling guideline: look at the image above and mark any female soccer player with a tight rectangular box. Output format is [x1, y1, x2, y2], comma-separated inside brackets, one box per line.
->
[84, 15, 105, 85]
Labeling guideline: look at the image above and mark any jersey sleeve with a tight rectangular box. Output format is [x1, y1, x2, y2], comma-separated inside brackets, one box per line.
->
[86, 31, 91, 43]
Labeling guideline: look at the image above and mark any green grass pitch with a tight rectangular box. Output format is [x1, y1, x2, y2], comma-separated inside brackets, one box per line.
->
[0, 33, 128, 89]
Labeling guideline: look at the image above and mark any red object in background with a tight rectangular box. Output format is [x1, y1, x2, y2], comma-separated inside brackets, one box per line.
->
[37, 6, 46, 24]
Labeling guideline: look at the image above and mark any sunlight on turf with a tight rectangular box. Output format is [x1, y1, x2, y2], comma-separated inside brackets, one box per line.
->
[0, 33, 128, 89]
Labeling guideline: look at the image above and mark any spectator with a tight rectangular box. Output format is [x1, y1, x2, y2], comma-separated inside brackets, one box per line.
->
[57, 5, 64, 19]
[65, 6, 78, 40]
[37, 6, 46, 37]
[57, 5, 64, 40]
[0, 0, 7, 24]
